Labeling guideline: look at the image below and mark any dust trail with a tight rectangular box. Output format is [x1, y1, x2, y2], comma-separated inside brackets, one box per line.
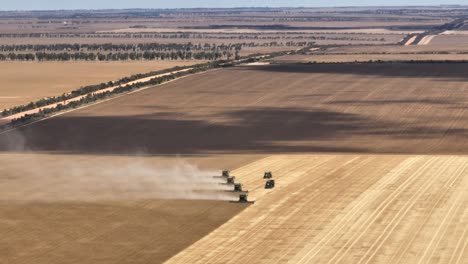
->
[0, 149, 236, 202]
[53, 159, 236, 201]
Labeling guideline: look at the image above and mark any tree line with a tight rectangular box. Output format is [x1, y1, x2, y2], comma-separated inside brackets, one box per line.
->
[0, 42, 243, 52]
[4, 61, 224, 126]
[0, 51, 228, 61]
[1, 63, 210, 118]
[1, 49, 300, 127]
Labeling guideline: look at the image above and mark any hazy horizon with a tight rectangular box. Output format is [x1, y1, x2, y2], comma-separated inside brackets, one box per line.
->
[0, 0, 467, 11]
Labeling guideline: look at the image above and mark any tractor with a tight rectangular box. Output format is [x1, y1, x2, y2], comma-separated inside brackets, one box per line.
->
[264, 171, 273, 179]
[265, 180, 275, 189]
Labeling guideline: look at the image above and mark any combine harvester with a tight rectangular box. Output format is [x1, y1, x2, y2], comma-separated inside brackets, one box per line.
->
[216, 170, 255, 203]
[235, 194, 254, 204]
[215, 170, 236, 185]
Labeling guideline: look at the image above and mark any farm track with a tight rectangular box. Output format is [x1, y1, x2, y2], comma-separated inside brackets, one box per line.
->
[166, 155, 468, 264]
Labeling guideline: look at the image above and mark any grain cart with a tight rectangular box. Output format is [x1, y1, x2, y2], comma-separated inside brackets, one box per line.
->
[264, 171, 273, 179]
[265, 180, 275, 189]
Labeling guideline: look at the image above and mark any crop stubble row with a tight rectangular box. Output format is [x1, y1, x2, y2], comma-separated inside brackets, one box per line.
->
[166, 155, 468, 264]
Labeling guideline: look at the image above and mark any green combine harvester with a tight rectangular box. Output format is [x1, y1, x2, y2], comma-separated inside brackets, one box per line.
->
[232, 194, 254, 204]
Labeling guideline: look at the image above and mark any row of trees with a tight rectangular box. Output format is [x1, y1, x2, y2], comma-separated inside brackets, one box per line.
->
[0, 51, 229, 61]
[6, 61, 223, 126]
[0, 41, 321, 53]
[1, 61, 226, 118]
[0, 42, 244, 52]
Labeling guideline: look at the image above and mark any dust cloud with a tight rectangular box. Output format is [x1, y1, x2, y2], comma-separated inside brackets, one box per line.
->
[1, 157, 236, 202]
[0, 131, 236, 202]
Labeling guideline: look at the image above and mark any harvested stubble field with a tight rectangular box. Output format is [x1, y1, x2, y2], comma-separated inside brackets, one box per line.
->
[0, 60, 202, 110]
[2, 62, 468, 263]
[429, 34, 468, 47]
[168, 154, 468, 264]
[4, 63, 468, 155]
[274, 53, 468, 63]
[0, 153, 263, 264]
[321, 45, 468, 54]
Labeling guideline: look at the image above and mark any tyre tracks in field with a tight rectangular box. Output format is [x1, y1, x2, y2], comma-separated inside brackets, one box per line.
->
[291, 156, 427, 264]
[357, 157, 467, 264]
[166, 155, 468, 264]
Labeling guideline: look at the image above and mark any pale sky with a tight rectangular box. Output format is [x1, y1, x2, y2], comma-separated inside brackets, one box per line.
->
[1, 0, 467, 10]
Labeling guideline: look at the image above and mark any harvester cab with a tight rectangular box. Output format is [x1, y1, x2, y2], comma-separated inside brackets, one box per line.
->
[234, 183, 244, 192]
[264, 171, 273, 179]
[222, 170, 230, 177]
[236, 194, 254, 203]
[227, 176, 236, 184]
[265, 179, 275, 189]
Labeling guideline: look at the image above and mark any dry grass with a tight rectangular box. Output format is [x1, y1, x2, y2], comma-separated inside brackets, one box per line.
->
[0, 61, 203, 110]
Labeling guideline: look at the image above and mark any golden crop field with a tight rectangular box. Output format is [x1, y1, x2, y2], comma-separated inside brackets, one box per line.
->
[167, 154, 468, 264]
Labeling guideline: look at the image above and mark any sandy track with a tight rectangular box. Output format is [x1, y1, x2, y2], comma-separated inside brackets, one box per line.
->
[404, 35, 417, 45]
[418, 35, 436, 45]
[166, 154, 468, 264]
